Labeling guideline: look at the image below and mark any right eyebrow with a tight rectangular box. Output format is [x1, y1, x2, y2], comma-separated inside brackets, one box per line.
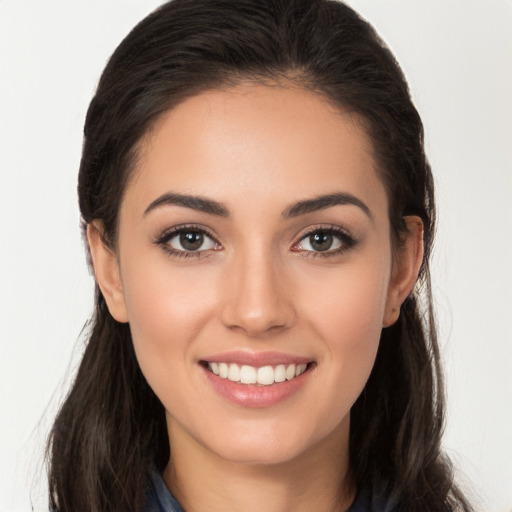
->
[143, 192, 230, 217]
[282, 192, 374, 222]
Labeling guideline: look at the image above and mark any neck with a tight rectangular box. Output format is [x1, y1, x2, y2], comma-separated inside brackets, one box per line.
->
[163, 417, 355, 512]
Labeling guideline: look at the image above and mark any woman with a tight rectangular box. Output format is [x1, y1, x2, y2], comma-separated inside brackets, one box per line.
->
[47, 0, 473, 510]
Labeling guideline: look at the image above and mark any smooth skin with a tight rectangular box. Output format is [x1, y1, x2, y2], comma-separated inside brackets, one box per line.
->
[88, 84, 423, 512]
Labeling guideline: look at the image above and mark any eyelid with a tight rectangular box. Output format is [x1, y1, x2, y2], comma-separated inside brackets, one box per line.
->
[291, 224, 357, 256]
[153, 223, 356, 260]
[153, 223, 222, 258]
[154, 223, 218, 243]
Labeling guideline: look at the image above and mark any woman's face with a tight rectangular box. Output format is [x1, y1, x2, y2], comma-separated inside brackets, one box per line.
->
[92, 84, 417, 466]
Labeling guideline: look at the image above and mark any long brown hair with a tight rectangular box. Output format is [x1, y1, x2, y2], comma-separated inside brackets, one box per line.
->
[47, 1, 473, 510]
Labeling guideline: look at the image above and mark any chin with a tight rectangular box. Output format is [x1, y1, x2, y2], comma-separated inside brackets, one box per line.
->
[193, 414, 349, 467]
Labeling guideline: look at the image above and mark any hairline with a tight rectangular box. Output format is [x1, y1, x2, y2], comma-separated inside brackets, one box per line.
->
[107, 73, 389, 249]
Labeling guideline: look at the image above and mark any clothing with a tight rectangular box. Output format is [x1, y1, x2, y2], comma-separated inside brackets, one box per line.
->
[145, 473, 185, 512]
[144, 472, 397, 512]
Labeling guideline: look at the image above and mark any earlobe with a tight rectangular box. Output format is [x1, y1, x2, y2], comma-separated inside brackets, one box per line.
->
[383, 216, 424, 327]
[86, 222, 129, 323]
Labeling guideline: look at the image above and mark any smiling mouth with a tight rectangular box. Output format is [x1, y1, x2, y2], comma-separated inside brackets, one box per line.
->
[201, 361, 314, 386]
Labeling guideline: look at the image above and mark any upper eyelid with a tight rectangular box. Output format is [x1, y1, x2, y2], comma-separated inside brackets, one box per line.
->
[154, 225, 221, 259]
[154, 223, 355, 250]
[293, 224, 353, 242]
[292, 226, 357, 255]
[155, 224, 219, 243]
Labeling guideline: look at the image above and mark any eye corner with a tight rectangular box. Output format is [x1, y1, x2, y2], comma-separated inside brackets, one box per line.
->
[289, 241, 302, 253]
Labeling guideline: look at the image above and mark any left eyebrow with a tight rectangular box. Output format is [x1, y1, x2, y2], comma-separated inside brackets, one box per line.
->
[143, 192, 230, 217]
[282, 192, 373, 221]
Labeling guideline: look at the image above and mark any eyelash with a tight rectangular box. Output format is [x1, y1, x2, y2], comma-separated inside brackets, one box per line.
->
[153, 224, 221, 260]
[153, 224, 357, 260]
[291, 225, 357, 259]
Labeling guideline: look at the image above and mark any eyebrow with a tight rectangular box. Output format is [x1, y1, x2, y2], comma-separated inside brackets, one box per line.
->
[282, 192, 373, 221]
[143, 193, 230, 217]
[143, 191, 372, 221]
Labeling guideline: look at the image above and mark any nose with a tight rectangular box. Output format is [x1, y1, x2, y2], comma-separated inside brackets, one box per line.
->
[220, 249, 296, 338]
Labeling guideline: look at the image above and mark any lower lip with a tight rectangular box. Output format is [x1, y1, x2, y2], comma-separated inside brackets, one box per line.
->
[202, 365, 313, 408]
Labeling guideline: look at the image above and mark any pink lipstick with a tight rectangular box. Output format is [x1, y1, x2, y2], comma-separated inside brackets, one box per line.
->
[200, 351, 315, 408]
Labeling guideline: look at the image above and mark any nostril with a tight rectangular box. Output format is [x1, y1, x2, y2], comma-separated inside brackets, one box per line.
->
[221, 300, 296, 337]
[219, 264, 296, 336]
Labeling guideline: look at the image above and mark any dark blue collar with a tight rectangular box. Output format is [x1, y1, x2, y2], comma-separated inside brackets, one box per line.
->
[145, 472, 396, 512]
[145, 472, 185, 512]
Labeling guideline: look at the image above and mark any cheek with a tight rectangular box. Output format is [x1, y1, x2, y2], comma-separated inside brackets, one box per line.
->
[299, 256, 391, 343]
[120, 257, 218, 390]
[295, 257, 390, 405]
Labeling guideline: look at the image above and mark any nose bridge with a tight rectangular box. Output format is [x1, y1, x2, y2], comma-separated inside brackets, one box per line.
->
[221, 243, 294, 336]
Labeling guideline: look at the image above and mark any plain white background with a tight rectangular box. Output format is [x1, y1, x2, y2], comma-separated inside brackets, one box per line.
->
[0, 1, 511, 511]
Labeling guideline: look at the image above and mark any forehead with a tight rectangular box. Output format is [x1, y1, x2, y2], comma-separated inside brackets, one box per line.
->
[125, 84, 386, 217]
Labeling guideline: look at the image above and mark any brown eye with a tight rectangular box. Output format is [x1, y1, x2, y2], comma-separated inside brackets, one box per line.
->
[167, 230, 216, 252]
[180, 231, 205, 251]
[309, 231, 333, 252]
[292, 227, 355, 256]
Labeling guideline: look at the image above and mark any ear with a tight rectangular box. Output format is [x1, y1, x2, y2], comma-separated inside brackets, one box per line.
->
[86, 221, 129, 323]
[383, 216, 424, 327]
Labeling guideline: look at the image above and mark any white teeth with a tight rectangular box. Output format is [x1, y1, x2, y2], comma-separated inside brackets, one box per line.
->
[240, 365, 257, 384]
[274, 364, 286, 383]
[295, 363, 307, 377]
[285, 364, 296, 380]
[228, 363, 240, 382]
[207, 361, 309, 385]
[256, 365, 274, 386]
[219, 362, 229, 378]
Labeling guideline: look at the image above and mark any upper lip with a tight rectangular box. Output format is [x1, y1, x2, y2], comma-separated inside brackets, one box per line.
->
[201, 350, 313, 367]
